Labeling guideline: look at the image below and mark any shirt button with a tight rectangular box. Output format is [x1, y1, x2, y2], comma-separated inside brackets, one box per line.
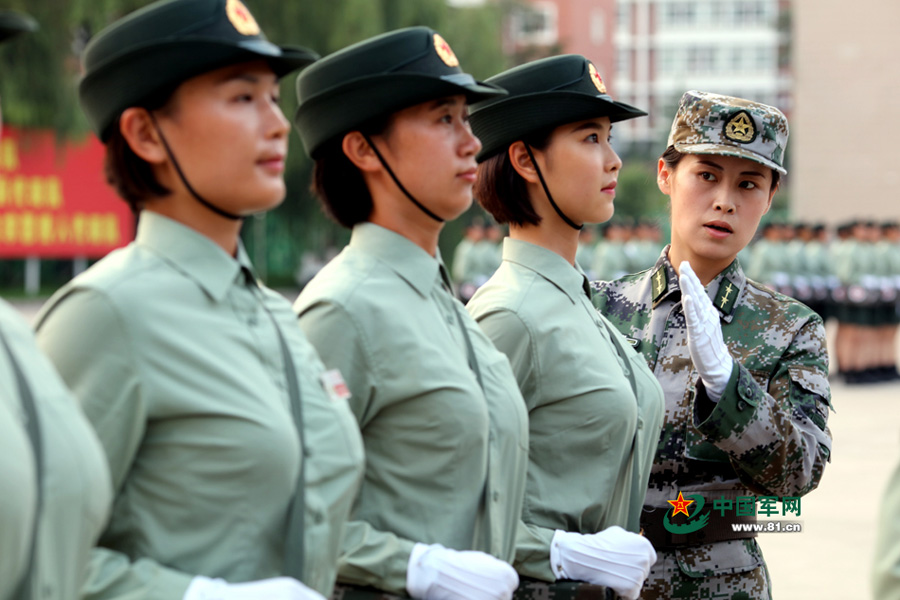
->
[737, 400, 748, 411]
[492, 491, 500, 502]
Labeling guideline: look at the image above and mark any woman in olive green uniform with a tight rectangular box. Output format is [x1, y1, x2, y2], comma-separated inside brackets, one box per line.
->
[34, 1, 364, 599]
[293, 27, 528, 600]
[0, 11, 112, 600]
[465, 55, 663, 600]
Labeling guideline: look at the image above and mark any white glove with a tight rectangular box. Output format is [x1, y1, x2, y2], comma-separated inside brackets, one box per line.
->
[406, 543, 519, 600]
[183, 576, 326, 600]
[679, 261, 733, 401]
[550, 527, 656, 600]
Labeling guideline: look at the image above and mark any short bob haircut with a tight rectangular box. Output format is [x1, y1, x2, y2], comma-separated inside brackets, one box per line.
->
[311, 115, 392, 229]
[103, 87, 177, 215]
[474, 126, 554, 227]
[660, 145, 781, 192]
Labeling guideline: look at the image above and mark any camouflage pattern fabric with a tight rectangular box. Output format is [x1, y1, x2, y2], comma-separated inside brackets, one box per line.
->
[667, 90, 789, 174]
[642, 541, 769, 600]
[592, 248, 833, 600]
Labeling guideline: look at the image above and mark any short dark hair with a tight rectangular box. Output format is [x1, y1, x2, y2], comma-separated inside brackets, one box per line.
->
[474, 127, 554, 226]
[103, 86, 178, 214]
[311, 115, 392, 229]
[661, 145, 781, 191]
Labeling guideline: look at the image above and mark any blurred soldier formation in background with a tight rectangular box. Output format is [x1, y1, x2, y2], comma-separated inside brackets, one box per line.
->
[454, 217, 900, 384]
[453, 217, 664, 301]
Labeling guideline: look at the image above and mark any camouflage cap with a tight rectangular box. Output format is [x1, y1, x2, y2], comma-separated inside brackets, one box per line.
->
[667, 90, 788, 175]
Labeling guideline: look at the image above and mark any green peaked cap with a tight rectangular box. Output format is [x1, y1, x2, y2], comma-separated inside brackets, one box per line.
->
[79, 0, 318, 141]
[469, 54, 646, 162]
[0, 10, 37, 44]
[294, 26, 506, 159]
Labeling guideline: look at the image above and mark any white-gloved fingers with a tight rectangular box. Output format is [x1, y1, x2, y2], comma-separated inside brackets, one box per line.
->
[183, 576, 326, 600]
[407, 543, 518, 600]
[679, 261, 732, 401]
[551, 527, 656, 600]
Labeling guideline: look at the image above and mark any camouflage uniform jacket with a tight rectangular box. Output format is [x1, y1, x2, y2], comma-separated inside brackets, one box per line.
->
[592, 248, 832, 574]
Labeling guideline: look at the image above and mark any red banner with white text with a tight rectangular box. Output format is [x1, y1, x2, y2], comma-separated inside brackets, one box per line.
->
[0, 126, 133, 258]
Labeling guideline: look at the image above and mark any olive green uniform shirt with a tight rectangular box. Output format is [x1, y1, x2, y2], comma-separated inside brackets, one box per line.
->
[294, 223, 529, 595]
[36, 212, 364, 599]
[0, 300, 112, 600]
[466, 239, 665, 581]
[874, 455, 900, 599]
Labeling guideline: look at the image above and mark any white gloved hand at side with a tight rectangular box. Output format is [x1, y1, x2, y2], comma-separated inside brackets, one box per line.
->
[679, 261, 733, 401]
[406, 543, 519, 600]
[183, 576, 326, 600]
[550, 527, 656, 600]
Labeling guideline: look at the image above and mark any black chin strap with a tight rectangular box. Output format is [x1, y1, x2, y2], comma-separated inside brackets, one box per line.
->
[362, 132, 445, 223]
[149, 112, 244, 221]
[524, 143, 583, 231]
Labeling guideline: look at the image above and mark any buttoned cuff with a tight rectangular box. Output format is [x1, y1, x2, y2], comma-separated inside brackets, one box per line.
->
[693, 361, 764, 438]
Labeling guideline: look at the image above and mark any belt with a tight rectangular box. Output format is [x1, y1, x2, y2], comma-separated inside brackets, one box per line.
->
[640, 504, 757, 550]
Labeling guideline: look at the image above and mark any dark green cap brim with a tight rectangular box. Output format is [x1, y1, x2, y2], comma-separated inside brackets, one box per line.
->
[0, 11, 37, 43]
[296, 73, 504, 159]
[471, 91, 646, 162]
[80, 38, 316, 141]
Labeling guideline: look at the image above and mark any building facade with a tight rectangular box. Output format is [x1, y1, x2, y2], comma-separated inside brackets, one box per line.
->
[613, 0, 790, 154]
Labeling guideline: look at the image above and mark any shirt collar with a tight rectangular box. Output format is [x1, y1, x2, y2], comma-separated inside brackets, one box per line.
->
[135, 211, 254, 302]
[349, 222, 447, 297]
[503, 238, 591, 304]
[649, 245, 746, 322]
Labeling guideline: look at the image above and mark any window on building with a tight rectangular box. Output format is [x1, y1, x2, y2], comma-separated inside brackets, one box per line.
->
[591, 9, 606, 44]
[617, 1, 631, 31]
[618, 49, 631, 78]
[730, 47, 744, 72]
[511, 1, 558, 46]
[756, 46, 772, 72]
[688, 46, 715, 74]
[735, 0, 765, 26]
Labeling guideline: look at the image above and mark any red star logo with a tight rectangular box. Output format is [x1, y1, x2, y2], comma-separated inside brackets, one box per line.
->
[234, 5, 250, 22]
[667, 491, 694, 517]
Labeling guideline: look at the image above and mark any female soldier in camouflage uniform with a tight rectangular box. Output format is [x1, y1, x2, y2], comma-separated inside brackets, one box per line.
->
[592, 91, 833, 599]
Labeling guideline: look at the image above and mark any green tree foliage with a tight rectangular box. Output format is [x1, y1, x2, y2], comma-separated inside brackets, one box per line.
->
[613, 162, 668, 223]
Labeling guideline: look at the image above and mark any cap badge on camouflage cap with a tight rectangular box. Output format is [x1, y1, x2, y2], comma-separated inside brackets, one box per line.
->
[724, 110, 757, 144]
[588, 63, 606, 94]
[226, 0, 260, 36]
[433, 33, 459, 67]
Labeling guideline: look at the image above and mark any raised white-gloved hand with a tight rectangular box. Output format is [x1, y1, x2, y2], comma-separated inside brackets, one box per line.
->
[406, 543, 519, 600]
[183, 576, 326, 600]
[679, 261, 733, 402]
[550, 527, 656, 600]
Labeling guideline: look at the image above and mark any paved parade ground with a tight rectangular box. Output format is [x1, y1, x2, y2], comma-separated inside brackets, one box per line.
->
[10, 298, 899, 599]
[762, 377, 899, 599]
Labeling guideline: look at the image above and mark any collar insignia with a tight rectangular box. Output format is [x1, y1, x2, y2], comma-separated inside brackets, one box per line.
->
[651, 265, 668, 305]
[714, 276, 740, 315]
